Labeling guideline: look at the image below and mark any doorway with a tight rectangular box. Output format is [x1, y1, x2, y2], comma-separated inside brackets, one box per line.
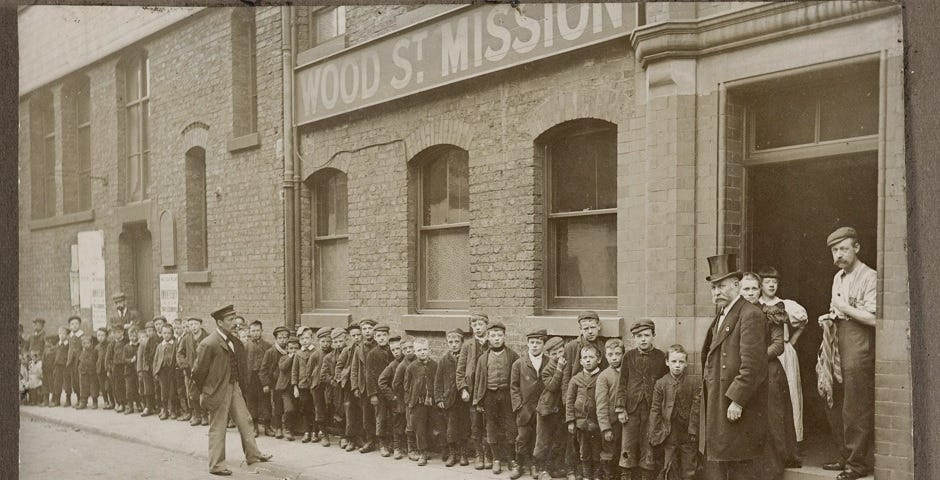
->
[120, 224, 154, 323]
[745, 152, 877, 460]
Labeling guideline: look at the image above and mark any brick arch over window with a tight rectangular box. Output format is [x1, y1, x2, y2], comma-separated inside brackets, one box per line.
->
[524, 90, 621, 139]
[404, 118, 474, 159]
[181, 122, 210, 153]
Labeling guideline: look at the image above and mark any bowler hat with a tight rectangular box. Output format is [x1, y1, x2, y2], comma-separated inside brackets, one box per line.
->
[706, 254, 742, 283]
[210, 305, 236, 321]
[544, 337, 565, 352]
[630, 319, 655, 335]
[526, 329, 548, 340]
[826, 226, 858, 247]
[272, 326, 290, 337]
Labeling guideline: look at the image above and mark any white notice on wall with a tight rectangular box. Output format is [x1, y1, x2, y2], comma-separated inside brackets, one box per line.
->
[78, 230, 107, 329]
[70, 244, 80, 307]
[159, 273, 179, 323]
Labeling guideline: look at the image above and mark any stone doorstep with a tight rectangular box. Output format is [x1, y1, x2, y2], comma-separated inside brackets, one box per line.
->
[21, 407, 868, 480]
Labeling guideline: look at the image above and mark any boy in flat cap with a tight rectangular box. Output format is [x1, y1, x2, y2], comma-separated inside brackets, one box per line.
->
[534, 336, 570, 479]
[596, 338, 626, 480]
[260, 325, 290, 437]
[616, 319, 667, 480]
[390, 335, 417, 460]
[245, 320, 272, 436]
[366, 323, 395, 456]
[307, 327, 333, 443]
[320, 328, 347, 447]
[179, 317, 210, 425]
[350, 318, 379, 453]
[404, 337, 438, 466]
[291, 327, 316, 442]
[435, 328, 469, 467]
[457, 312, 493, 469]
[274, 336, 300, 442]
[563, 312, 608, 479]
[473, 322, 520, 474]
[336, 323, 363, 451]
[510, 329, 549, 479]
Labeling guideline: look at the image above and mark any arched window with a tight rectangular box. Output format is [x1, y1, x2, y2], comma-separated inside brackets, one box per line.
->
[415, 146, 469, 311]
[540, 119, 617, 309]
[30, 90, 56, 219]
[231, 9, 257, 136]
[185, 147, 207, 271]
[62, 75, 91, 213]
[122, 52, 150, 202]
[313, 170, 349, 309]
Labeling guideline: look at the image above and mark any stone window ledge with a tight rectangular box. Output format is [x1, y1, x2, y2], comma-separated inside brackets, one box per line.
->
[401, 313, 469, 333]
[300, 311, 352, 329]
[227, 132, 260, 152]
[181, 270, 211, 284]
[29, 209, 95, 231]
[524, 314, 624, 338]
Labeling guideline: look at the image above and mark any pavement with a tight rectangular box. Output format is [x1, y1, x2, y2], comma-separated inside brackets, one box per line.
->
[20, 404, 491, 480]
[19, 404, 857, 480]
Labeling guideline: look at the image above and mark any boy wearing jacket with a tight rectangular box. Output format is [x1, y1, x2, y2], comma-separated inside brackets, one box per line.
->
[434, 329, 468, 467]
[566, 344, 602, 480]
[510, 329, 548, 480]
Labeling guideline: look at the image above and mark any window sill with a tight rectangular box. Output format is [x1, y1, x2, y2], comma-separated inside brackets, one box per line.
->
[400, 313, 468, 333]
[29, 209, 95, 231]
[115, 200, 151, 224]
[297, 35, 346, 67]
[227, 132, 261, 152]
[524, 314, 624, 337]
[180, 270, 211, 285]
[300, 311, 352, 329]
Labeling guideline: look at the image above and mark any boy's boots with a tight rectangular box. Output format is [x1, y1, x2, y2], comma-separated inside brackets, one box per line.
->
[475, 448, 486, 470]
[407, 436, 419, 461]
[264, 423, 275, 436]
[510, 459, 524, 479]
[321, 433, 331, 448]
[459, 445, 470, 466]
[158, 408, 168, 420]
[446, 444, 459, 467]
[91, 399, 99, 409]
[302, 431, 312, 443]
[418, 451, 428, 466]
[275, 428, 284, 440]
[484, 448, 494, 470]
[380, 439, 392, 457]
[285, 429, 296, 441]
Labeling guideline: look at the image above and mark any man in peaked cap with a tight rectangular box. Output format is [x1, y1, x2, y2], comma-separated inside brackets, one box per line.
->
[819, 227, 877, 480]
[192, 305, 272, 475]
[699, 255, 768, 480]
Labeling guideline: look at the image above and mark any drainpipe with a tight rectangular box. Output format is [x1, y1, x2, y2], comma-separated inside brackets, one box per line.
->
[716, 83, 726, 253]
[291, 14, 303, 323]
[281, 6, 296, 328]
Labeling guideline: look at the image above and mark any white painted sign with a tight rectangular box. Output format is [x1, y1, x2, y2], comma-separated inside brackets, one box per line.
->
[78, 230, 107, 329]
[159, 273, 179, 322]
[295, 3, 635, 125]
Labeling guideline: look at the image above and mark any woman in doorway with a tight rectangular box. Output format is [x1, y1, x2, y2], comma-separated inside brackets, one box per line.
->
[740, 272, 797, 480]
[757, 266, 808, 468]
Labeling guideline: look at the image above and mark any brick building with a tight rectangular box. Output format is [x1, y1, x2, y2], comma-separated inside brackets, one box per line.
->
[18, 4, 910, 479]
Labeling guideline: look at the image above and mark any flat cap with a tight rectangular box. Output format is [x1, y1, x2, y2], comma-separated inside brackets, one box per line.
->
[577, 311, 600, 323]
[359, 318, 378, 327]
[399, 335, 415, 347]
[469, 312, 490, 322]
[526, 329, 548, 340]
[330, 327, 348, 339]
[373, 323, 390, 333]
[67, 315, 82, 324]
[446, 328, 465, 337]
[545, 337, 565, 352]
[272, 326, 290, 337]
[112, 292, 126, 301]
[486, 322, 506, 332]
[33, 317, 46, 324]
[630, 319, 656, 335]
[389, 335, 401, 343]
[210, 305, 236, 321]
[827, 226, 858, 247]
[186, 316, 204, 324]
[286, 336, 301, 347]
[317, 328, 332, 339]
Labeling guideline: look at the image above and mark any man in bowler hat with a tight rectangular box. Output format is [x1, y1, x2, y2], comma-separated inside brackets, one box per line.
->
[192, 305, 272, 476]
[699, 254, 768, 480]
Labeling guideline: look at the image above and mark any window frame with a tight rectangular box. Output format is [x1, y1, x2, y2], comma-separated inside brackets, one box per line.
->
[313, 170, 350, 310]
[33, 92, 57, 219]
[310, 6, 347, 47]
[416, 147, 470, 313]
[123, 53, 151, 203]
[543, 124, 618, 311]
[67, 77, 92, 213]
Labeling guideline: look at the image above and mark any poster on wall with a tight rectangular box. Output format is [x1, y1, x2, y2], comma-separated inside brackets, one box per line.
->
[77, 230, 107, 329]
[70, 244, 80, 307]
[159, 273, 179, 322]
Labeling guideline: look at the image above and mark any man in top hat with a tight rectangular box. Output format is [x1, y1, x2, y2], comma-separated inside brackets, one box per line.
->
[510, 328, 549, 479]
[111, 292, 142, 330]
[699, 254, 768, 480]
[818, 227, 876, 480]
[191, 305, 272, 476]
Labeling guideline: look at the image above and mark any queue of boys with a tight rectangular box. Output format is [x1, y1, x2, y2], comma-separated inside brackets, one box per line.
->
[21, 309, 701, 480]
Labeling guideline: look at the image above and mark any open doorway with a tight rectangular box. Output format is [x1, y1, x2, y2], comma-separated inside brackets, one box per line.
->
[746, 152, 877, 464]
[120, 224, 154, 323]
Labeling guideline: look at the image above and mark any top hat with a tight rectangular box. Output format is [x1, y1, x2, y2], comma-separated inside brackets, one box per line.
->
[706, 254, 742, 283]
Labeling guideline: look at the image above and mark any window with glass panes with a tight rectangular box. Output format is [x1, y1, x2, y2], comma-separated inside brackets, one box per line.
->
[124, 54, 150, 202]
[64, 78, 91, 213]
[232, 10, 257, 136]
[31, 92, 56, 219]
[418, 147, 469, 311]
[545, 122, 617, 309]
[311, 6, 346, 46]
[314, 170, 349, 309]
